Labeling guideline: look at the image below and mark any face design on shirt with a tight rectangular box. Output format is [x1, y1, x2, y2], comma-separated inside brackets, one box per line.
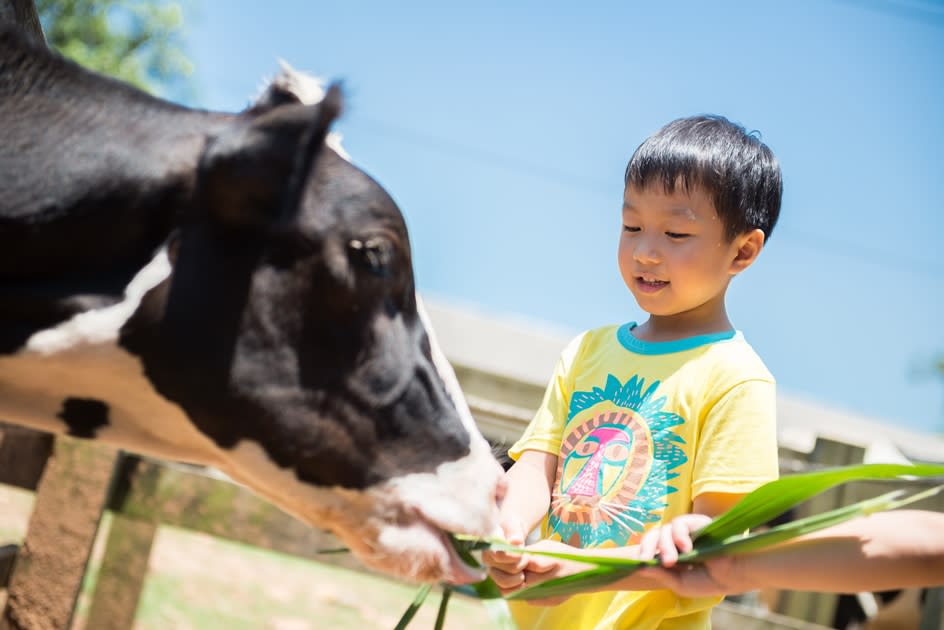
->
[548, 374, 687, 548]
[563, 424, 633, 499]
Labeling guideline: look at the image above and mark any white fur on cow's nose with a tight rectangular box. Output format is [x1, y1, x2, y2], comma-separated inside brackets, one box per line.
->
[391, 438, 503, 535]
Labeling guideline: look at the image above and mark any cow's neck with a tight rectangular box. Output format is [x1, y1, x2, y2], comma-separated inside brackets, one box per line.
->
[0, 32, 235, 349]
[1, 26, 230, 284]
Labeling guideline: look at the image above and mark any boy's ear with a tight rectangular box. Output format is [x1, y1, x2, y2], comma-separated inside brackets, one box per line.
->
[730, 228, 765, 274]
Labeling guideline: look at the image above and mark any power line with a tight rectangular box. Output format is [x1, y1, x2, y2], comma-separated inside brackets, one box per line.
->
[356, 116, 614, 199]
[353, 115, 944, 279]
[830, 0, 944, 27]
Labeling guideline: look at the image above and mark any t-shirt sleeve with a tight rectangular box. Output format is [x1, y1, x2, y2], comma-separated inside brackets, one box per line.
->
[691, 378, 779, 497]
[507, 333, 585, 461]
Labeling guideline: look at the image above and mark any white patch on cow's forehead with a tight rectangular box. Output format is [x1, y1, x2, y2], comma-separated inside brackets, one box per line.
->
[25, 247, 171, 355]
[267, 59, 326, 104]
[255, 61, 351, 162]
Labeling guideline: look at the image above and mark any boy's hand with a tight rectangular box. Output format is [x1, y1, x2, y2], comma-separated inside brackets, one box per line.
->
[517, 539, 596, 606]
[637, 513, 712, 567]
[481, 518, 532, 595]
[480, 521, 582, 598]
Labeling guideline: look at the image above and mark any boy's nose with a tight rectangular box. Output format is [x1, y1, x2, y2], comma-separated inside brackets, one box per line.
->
[633, 240, 660, 264]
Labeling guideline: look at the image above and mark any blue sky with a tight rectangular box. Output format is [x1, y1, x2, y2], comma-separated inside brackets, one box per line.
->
[177, 0, 944, 434]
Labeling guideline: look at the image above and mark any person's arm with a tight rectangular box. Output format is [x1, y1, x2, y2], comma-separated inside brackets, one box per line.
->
[643, 510, 944, 597]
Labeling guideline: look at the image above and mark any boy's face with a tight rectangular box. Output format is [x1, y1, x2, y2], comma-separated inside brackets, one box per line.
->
[618, 183, 749, 320]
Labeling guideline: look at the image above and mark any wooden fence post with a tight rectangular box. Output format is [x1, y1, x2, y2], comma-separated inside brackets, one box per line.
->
[83, 456, 156, 630]
[920, 587, 944, 630]
[774, 437, 865, 627]
[0, 425, 54, 493]
[1, 438, 120, 630]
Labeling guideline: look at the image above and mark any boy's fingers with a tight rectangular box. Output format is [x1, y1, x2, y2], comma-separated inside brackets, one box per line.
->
[658, 524, 679, 567]
[502, 518, 527, 546]
[483, 549, 520, 564]
[671, 518, 695, 554]
[638, 527, 660, 560]
[483, 553, 528, 574]
[523, 553, 559, 574]
[489, 567, 527, 592]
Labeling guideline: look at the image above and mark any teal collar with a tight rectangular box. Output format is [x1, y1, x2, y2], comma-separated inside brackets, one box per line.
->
[617, 322, 740, 355]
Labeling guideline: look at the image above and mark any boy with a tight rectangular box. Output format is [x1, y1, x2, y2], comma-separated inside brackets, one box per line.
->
[483, 114, 783, 629]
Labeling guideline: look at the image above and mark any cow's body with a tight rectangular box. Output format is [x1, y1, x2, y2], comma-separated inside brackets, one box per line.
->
[0, 25, 501, 583]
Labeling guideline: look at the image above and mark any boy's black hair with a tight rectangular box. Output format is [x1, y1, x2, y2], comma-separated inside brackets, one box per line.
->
[624, 115, 782, 242]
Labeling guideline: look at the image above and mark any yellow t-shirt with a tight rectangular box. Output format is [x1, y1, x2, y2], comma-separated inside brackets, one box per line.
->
[508, 323, 779, 630]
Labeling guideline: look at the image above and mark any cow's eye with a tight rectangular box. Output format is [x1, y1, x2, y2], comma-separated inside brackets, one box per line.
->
[348, 237, 392, 276]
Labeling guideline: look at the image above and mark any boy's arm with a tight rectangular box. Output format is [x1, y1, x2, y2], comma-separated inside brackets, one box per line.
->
[498, 449, 558, 541]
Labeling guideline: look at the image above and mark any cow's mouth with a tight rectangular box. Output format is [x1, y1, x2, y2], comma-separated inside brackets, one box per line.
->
[433, 525, 488, 585]
[377, 515, 486, 584]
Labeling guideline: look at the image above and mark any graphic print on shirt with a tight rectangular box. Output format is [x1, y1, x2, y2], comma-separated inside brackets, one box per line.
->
[547, 374, 687, 548]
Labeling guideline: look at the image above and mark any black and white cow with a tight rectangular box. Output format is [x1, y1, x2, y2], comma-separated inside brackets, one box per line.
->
[0, 25, 502, 583]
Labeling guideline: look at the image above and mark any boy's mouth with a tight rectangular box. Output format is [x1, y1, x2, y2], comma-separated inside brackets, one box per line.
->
[635, 276, 669, 293]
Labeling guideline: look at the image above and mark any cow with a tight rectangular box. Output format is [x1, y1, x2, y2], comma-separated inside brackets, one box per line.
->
[0, 24, 503, 584]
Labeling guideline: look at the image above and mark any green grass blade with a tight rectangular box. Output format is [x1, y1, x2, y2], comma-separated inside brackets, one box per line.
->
[694, 463, 944, 546]
[446, 533, 505, 599]
[485, 540, 657, 569]
[448, 534, 485, 568]
[434, 586, 452, 630]
[458, 576, 504, 600]
[506, 561, 660, 601]
[506, 564, 636, 601]
[313, 546, 350, 554]
[393, 583, 432, 630]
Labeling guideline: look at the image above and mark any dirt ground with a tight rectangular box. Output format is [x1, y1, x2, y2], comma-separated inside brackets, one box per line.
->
[0, 484, 498, 630]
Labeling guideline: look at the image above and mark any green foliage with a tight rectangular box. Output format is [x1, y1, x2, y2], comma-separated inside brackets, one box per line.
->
[35, 0, 192, 97]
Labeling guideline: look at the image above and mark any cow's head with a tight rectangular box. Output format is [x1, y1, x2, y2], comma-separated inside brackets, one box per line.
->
[122, 79, 503, 582]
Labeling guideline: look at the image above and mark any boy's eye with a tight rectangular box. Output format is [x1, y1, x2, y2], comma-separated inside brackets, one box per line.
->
[665, 231, 692, 239]
[623, 225, 640, 233]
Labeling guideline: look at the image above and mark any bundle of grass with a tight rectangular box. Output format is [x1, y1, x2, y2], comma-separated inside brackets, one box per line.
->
[395, 462, 944, 629]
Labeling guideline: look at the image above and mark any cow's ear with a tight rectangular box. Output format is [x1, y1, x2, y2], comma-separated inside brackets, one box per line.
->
[195, 84, 343, 230]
